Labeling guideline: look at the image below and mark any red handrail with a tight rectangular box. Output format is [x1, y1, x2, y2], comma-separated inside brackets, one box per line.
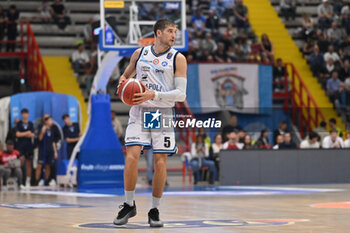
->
[285, 63, 326, 138]
[0, 22, 53, 92]
[175, 101, 196, 153]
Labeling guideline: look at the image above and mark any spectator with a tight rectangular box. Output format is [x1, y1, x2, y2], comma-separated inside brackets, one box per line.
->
[222, 115, 243, 142]
[234, 0, 249, 32]
[333, 0, 344, 16]
[250, 37, 261, 61]
[205, 10, 219, 36]
[0, 140, 24, 190]
[190, 135, 217, 185]
[327, 71, 342, 103]
[199, 32, 218, 54]
[339, 60, 350, 82]
[303, 39, 316, 56]
[0, 5, 6, 52]
[50, 0, 71, 30]
[273, 120, 288, 144]
[341, 4, 350, 35]
[324, 45, 342, 66]
[236, 36, 251, 61]
[319, 58, 335, 88]
[273, 134, 284, 149]
[327, 22, 345, 47]
[313, 121, 329, 143]
[260, 34, 274, 62]
[317, 33, 330, 54]
[309, 45, 325, 77]
[328, 118, 343, 137]
[15, 109, 35, 188]
[317, 0, 333, 29]
[209, 134, 222, 179]
[5, 5, 20, 52]
[344, 131, 350, 148]
[214, 42, 230, 62]
[278, 132, 297, 149]
[221, 0, 235, 22]
[38, 0, 51, 23]
[243, 135, 253, 149]
[234, 129, 244, 144]
[300, 131, 320, 149]
[223, 131, 244, 149]
[345, 76, 350, 105]
[83, 16, 99, 49]
[71, 42, 89, 76]
[221, 24, 236, 49]
[322, 128, 344, 148]
[255, 129, 271, 149]
[301, 14, 314, 40]
[198, 128, 211, 148]
[137, 3, 152, 20]
[191, 8, 206, 34]
[6, 119, 20, 147]
[273, 58, 286, 92]
[36, 116, 58, 186]
[210, 0, 225, 19]
[155, 8, 167, 20]
[111, 111, 124, 143]
[62, 114, 80, 159]
[280, 0, 296, 21]
[227, 45, 238, 61]
[200, 51, 214, 62]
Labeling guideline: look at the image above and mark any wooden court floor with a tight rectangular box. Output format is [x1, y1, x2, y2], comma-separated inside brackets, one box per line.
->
[0, 184, 350, 233]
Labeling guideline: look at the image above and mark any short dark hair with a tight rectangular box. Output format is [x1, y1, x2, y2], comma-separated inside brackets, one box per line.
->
[9, 4, 16, 10]
[329, 118, 336, 124]
[153, 19, 176, 37]
[309, 131, 318, 140]
[330, 128, 338, 134]
[62, 114, 69, 120]
[21, 108, 29, 114]
[320, 121, 327, 127]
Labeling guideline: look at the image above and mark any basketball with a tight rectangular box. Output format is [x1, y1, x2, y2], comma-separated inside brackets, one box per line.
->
[118, 79, 146, 105]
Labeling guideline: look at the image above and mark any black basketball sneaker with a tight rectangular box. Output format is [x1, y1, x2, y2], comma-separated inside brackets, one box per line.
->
[148, 208, 163, 227]
[113, 201, 137, 225]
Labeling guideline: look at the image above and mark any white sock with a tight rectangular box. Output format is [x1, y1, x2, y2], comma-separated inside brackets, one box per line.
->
[152, 196, 161, 209]
[125, 190, 135, 206]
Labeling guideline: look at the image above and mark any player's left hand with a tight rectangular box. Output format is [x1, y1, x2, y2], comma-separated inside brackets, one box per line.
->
[133, 88, 155, 105]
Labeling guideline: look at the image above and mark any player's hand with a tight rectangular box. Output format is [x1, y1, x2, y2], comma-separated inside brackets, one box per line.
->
[41, 125, 47, 132]
[117, 76, 127, 89]
[116, 77, 127, 96]
[132, 88, 155, 105]
[54, 152, 58, 159]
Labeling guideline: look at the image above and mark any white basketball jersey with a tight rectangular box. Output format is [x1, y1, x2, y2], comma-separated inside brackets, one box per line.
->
[135, 45, 179, 108]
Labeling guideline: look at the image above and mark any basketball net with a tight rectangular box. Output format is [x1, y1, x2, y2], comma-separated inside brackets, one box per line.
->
[138, 38, 156, 47]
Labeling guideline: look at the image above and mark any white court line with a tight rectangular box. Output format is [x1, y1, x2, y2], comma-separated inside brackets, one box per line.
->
[218, 186, 344, 192]
[20, 190, 115, 197]
[19, 186, 343, 198]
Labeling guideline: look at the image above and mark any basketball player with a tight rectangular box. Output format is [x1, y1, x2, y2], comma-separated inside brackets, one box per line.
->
[113, 19, 187, 227]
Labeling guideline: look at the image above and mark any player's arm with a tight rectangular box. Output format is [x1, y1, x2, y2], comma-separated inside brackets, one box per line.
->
[66, 137, 80, 143]
[53, 142, 58, 159]
[117, 48, 142, 88]
[133, 53, 187, 105]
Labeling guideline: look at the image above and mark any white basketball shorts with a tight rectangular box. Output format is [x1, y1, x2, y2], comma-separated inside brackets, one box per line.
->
[124, 106, 177, 155]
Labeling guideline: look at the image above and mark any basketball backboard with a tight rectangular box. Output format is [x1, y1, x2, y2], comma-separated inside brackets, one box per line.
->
[99, 0, 188, 56]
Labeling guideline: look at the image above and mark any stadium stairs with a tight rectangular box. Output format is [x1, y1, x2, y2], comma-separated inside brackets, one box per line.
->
[43, 56, 87, 130]
[245, 0, 346, 131]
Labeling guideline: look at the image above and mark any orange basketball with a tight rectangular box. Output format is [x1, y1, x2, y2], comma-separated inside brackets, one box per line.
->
[118, 79, 146, 105]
